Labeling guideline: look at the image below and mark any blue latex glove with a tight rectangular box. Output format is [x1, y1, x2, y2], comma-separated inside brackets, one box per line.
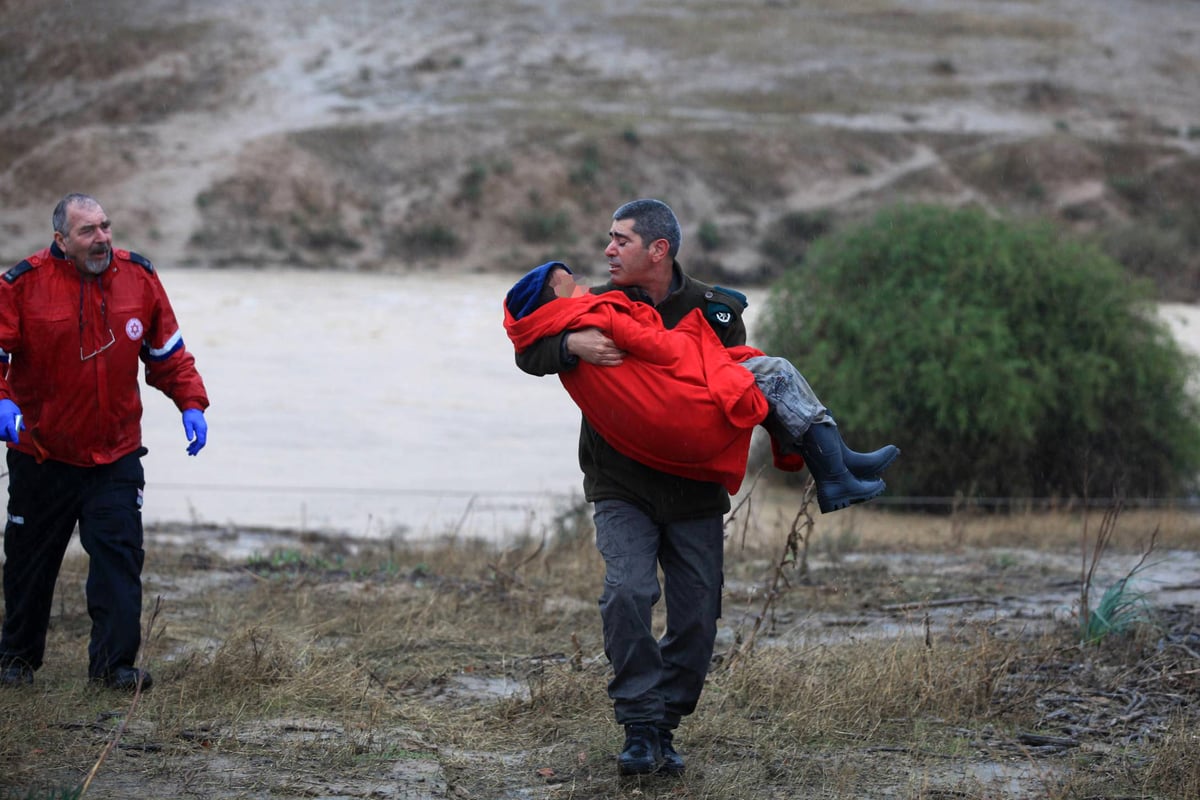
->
[0, 398, 23, 444]
[182, 408, 207, 456]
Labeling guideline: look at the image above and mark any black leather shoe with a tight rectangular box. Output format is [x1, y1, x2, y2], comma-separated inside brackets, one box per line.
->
[617, 724, 661, 776]
[1, 663, 33, 687]
[658, 728, 685, 776]
[94, 667, 153, 692]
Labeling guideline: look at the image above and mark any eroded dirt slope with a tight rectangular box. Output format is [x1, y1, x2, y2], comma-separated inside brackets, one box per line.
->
[1, 0, 1198, 283]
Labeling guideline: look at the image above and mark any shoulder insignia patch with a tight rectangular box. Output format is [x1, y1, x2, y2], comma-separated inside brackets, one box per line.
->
[706, 302, 736, 328]
[127, 251, 155, 273]
[3, 260, 33, 284]
[704, 285, 747, 329]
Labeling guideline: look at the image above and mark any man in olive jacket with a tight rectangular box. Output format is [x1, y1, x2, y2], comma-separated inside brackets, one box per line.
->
[515, 199, 748, 777]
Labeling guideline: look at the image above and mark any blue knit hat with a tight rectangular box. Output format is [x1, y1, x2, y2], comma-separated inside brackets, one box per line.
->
[506, 261, 571, 320]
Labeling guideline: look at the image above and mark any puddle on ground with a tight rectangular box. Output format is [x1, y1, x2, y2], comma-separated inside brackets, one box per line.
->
[917, 758, 1063, 798]
[426, 673, 531, 704]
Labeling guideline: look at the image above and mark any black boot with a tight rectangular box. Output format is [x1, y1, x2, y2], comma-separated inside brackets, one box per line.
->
[1, 662, 33, 688]
[618, 724, 661, 776]
[800, 423, 886, 513]
[840, 441, 900, 480]
[92, 666, 153, 692]
[821, 412, 899, 479]
[658, 727, 685, 776]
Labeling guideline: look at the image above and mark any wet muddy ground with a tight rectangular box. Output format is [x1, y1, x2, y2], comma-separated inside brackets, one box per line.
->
[45, 520, 1183, 800]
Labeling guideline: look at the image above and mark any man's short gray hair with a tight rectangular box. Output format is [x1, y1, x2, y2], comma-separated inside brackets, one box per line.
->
[52, 193, 100, 235]
[613, 198, 682, 259]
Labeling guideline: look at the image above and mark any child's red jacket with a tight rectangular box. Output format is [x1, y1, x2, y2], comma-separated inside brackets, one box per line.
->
[505, 291, 799, 494]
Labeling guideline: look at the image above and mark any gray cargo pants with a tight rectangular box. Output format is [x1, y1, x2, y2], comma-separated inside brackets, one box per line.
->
[594, 498, 725, 730]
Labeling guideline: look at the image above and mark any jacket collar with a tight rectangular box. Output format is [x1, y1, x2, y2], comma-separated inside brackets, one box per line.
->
[607, 260, 687, 307]
[44, 241, 114, 284]
[665, 260, 686, 298]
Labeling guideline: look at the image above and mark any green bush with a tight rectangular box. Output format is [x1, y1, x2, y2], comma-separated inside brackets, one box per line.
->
[756, 204, 1200, 500]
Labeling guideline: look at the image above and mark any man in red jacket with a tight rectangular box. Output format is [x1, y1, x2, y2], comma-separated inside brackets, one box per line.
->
[0, 193, 210, 692]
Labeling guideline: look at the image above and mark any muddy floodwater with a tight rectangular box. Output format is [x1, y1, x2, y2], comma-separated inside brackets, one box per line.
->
[129, 268, 605, 539]
[0, 268, 767, 540]
[4, 268, 1200, 544]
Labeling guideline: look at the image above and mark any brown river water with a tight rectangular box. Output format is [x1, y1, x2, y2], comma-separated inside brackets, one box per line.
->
[5, 269, 1200, 544]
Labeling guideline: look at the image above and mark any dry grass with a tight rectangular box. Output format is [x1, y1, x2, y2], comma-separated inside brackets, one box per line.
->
[1, 491, 1198, 798]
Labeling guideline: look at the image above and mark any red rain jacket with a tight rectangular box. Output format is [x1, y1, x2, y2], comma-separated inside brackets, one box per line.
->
[505, 291, 776, 494]
[0, 243, 209, 466]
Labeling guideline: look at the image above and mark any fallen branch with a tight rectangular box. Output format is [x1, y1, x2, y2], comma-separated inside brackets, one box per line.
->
[1160, 581, 1200, 592]
[1016, 731, 1080, 748]
[879, 596, 991, 612]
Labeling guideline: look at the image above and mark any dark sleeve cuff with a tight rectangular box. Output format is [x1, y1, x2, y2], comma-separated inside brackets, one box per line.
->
[559, 333, 579, 369]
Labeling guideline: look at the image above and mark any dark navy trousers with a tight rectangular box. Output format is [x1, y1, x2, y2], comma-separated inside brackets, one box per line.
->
[593, 499, 725, 730]
[0, 448, 146, 678]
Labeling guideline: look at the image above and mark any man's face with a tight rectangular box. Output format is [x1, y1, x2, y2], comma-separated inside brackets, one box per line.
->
[57, 202, 112, 275]
[604, 218, 656, 287]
